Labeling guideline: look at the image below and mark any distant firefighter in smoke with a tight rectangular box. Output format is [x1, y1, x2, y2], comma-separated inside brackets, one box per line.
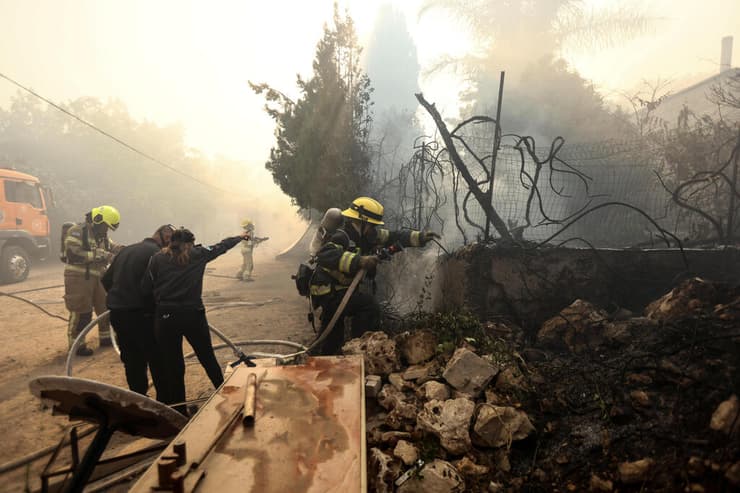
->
[236, 218, 268, 282]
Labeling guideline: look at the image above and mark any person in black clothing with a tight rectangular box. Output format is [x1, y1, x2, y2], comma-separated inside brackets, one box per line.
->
[101, 224, 175, 398]
[142, 227, 248, 414]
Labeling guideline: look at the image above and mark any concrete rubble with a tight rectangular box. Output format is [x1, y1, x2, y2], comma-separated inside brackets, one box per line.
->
[349, 276, 740, 491]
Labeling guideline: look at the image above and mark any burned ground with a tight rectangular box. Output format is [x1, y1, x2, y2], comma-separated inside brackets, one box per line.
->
[360, 277, 740, 492]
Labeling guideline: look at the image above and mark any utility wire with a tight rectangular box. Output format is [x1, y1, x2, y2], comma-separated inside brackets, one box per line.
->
[0, 71, 236, 195]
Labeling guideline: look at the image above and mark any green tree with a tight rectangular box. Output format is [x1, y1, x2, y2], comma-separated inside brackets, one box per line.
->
[251, 4, 373, 212]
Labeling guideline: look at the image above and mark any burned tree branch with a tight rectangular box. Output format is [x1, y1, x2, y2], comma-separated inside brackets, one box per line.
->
[416, 93, 513, 241]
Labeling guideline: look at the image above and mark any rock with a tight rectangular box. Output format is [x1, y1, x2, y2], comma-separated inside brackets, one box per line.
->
[472, 404, 535, 448]
[687, 456, 705, 477]
[488, 481, 504, 492]
[365, 375, 382, 398]
[442, 348, 498, 397]
[630, 390, 651, 407]
[532, 468, 547, 481]
[403, 360, 439, 381]
[396, 459, 464, 493]
[618, 458, 654, 484]
[417, 398, 475, 454]
[709, 395, 739, 435]
[377, 385, 418, 429]
[418, 381, 450, 401]
[537, 299, 609, 352]
[645, 277, 716, 322]
[389, 372, 409, 391]
[454, 456, 489, 476]
[521, 348, 547, 362]
[726, 461, 740, 486]
[393, 439, 419, 466]
[493, 449, 511, 472]
[368, 447, 400, 493]
[603, 321, 634, 344]
[495, 364, 529, 393]
[589, 473, 613, 491]
[396, 330, 438, 365]
[380, 431, 412, 444]
[342, 331, 401, 376]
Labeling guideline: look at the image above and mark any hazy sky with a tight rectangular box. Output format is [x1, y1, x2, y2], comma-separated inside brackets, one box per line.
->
[0, 0, 738, 169]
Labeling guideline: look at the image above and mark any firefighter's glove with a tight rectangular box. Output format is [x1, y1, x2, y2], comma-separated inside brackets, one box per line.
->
[421, 230, 441, 245]
[358, 255, 379, 273]
[93, 249, 112, 263]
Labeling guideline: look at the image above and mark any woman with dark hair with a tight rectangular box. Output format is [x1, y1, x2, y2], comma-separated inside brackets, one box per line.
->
[142, 227, 248, 414]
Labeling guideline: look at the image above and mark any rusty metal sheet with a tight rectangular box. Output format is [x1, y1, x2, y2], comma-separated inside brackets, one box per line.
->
[29, 376, 187, 439]
[130, 355, 366, 493]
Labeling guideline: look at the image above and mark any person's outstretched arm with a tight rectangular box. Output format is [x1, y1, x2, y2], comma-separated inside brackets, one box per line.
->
[203, 232, 250, 262]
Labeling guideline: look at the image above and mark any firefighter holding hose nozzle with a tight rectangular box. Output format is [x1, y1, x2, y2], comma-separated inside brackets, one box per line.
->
[308, 197, 440, 355]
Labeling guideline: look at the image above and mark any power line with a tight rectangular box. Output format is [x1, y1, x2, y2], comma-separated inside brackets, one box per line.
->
[0, 70, 236, 195]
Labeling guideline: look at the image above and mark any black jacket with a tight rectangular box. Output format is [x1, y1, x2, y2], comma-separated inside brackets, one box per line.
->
[142, 236, 241, 311]
[102, 238, 161, 311]
[309, 221, 423, 296]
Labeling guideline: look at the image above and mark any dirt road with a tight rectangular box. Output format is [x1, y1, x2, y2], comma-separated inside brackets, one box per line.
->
[0, 249, 310, 489]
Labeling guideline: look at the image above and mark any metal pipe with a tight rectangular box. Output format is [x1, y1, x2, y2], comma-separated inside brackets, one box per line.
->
[242, 373, 257, 427]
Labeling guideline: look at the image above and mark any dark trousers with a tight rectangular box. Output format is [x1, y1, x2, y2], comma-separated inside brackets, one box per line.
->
[154, 308, 224, 414]
[312, 290, 380, 355]
[109, 309, 165, 400]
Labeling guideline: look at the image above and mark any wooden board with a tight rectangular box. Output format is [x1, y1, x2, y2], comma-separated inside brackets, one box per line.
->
[130, 355, 366, 493]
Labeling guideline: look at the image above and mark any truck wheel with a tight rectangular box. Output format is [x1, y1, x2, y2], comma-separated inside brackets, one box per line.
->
[1, 246, 30, 283]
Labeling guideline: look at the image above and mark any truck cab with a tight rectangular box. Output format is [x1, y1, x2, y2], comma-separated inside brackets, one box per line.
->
[0, 168, 51, 283]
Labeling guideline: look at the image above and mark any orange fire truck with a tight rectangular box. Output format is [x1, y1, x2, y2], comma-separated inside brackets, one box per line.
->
[0, 168, 52, 283]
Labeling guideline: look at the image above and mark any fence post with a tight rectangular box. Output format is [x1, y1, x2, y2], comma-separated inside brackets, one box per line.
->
[485, 71, 506, 241]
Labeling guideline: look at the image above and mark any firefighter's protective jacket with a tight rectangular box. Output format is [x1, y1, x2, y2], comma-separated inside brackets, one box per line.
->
[63, 223, 119, 277]
[309, 222, 424, 297]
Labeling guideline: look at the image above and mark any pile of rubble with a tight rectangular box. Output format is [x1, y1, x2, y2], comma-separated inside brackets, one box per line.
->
[343, 278, 740, 492]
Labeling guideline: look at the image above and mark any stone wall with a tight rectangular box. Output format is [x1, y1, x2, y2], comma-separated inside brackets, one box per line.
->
[433, 245, 740, 330]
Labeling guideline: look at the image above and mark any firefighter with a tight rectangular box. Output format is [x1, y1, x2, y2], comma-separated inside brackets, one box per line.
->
[235, 219, 267, 282]
[101, 224, 175, 398]
[142, 227, 249, 415]
[62, 205, 122, 356]
[309, 197, 440, 355]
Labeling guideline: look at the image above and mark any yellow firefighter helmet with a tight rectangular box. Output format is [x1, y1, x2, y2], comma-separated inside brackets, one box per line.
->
[90, 205, 120, 230]
[241, 218, 255, 231]
[341, 197, 384, 225]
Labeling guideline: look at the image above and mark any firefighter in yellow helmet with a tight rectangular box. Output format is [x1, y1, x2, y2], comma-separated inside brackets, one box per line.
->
[308, 197, 440, 355]
[62, 205, 123, 356]
[235, 219, 268, 281]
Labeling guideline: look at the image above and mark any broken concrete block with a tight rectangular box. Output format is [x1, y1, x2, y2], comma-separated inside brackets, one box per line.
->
[368, 447, 400, 493]
[442, 347, 498, 397]
[472, 404, 535, 448]
[589, 474, 613, 491]
[393, 439, 419, 466]
[396, 329, 438, 365]
[537, 299, 609, 352]
[396, 459, 464, 493]
[618, 458, 654, 484]
[419, 381, 450, 402]
[342, 331, 401, 376]
[365, 375, 382, 398]
[710, 394, 739, 435]
[417, 398, 475, 454]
